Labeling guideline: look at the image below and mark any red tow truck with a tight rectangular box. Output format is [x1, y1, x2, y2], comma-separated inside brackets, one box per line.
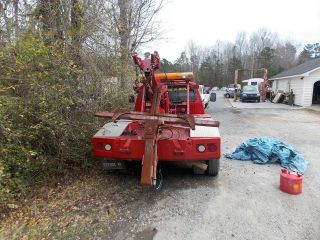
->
[92, 51, 220, 188]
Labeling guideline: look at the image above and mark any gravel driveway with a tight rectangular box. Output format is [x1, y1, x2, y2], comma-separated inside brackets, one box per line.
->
[106, 91, 320, 240]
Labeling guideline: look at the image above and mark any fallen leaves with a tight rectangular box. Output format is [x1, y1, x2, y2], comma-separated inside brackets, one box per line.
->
[0, 168, 141, 239]
[7, 204, 18, 209]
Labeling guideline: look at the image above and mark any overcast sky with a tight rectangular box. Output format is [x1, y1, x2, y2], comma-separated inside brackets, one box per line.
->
[145, 0, 320, 61]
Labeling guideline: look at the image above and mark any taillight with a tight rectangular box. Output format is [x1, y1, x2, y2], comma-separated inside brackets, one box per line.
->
[95, 142, 104, 150]
[207, 143, 217, 152]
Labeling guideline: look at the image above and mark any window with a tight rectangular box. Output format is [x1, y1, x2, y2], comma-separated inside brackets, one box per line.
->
[167, 86, 197, 102]
[243, 85, 259, 92]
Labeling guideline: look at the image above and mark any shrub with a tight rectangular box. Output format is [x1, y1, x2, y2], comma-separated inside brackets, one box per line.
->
[0, 35, 134, 208]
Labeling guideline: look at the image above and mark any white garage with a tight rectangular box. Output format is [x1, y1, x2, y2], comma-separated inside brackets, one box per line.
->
[270, 58, 320, 107]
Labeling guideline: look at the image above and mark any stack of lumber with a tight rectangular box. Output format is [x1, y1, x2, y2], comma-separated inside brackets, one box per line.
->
[272, 93, 283, 103]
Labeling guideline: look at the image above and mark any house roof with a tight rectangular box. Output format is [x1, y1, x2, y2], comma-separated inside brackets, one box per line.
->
[270, 58, 320, 80]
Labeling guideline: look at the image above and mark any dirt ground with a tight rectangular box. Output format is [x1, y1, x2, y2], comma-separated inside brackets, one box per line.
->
[1, 92, 320, 240]
[106, 91, 320, 240]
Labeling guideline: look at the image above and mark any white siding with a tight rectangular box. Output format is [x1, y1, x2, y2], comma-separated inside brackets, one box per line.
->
[290, 77, 304, 106]
[302, 69, 320, 106]
[272, 77, 304, 106]
[278, 78, 288, 91]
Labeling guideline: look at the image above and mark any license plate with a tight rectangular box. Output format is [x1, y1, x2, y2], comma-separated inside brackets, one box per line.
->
[102, 160, 126, 170]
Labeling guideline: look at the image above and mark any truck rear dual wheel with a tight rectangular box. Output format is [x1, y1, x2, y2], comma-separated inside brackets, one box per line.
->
[206, 159, 220, 176]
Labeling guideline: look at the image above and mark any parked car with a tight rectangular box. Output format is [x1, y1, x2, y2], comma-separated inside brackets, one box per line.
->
[199, 85, 210, 108]
[204, 86, 211, 94]
[240, 85, 260, 102]
[224, 87, 241, 98]
[224, 84, 234, 98]
[224, 88, 234, 98]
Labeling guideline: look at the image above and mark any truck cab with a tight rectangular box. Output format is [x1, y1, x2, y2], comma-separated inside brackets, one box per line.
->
[134, 73, 205, 115]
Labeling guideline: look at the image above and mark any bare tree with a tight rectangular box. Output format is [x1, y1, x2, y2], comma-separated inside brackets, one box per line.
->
[109, 0, 164, 56]
[274, 41, 297, 71]
[183, 29, 298, 87]
[187, 40, 201, 78]
[37, 0, 64, 44]
[70, 0, 84, 63]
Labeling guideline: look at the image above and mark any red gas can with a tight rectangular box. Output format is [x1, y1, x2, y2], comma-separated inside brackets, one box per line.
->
[280, 169, 302, 195]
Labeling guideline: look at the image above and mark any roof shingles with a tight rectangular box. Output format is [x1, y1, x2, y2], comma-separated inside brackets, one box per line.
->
[270, 58, 320, 79]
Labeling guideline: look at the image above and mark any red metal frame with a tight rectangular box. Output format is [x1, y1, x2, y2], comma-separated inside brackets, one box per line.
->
[92, 51, 221, 187]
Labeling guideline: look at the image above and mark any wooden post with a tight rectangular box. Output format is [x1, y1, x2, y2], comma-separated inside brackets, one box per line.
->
[261, 68, 268, 102]
[234, 69, 239, 102]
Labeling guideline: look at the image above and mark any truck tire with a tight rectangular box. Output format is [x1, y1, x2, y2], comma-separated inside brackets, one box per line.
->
[206, 159, 220, 176]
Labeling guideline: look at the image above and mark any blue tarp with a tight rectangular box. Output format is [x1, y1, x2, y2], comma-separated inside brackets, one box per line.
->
[225, 137, 307, 174]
